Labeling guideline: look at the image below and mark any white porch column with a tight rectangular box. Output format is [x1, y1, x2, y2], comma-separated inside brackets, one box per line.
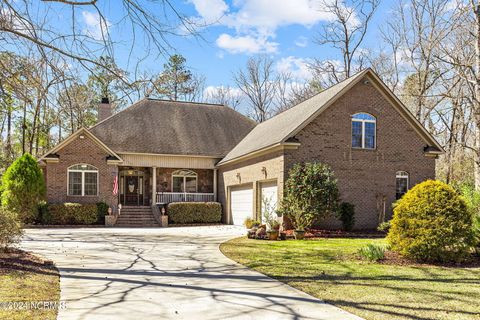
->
[152, 167, 157, 205]
[213, 168, 218, 202]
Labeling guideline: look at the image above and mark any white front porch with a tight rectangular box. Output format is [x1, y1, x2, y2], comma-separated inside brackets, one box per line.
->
[155, 192, 215, 204]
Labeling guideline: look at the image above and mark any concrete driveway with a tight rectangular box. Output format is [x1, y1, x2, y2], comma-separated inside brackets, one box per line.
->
[21, 226, 362, 320]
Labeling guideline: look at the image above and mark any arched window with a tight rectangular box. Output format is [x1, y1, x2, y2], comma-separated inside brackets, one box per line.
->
[68, 164, 98, 196]
[172, 169, 197, 193]
[396, 171, 409, 200]
[352, 112, 376, 149]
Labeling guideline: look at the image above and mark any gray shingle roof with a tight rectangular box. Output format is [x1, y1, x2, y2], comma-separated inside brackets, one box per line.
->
[219, 70, 369, 164]
[89, 99, 256, 157]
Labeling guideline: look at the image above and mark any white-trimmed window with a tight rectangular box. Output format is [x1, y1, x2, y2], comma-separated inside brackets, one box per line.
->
[396, 171, 409, 200]
[172, 169, 197, 193]
[68, 164, 98, 196]
[352, 112, 376, 149]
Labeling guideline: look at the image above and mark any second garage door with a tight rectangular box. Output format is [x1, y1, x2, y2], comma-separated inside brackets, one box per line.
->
[260, 181, 278, 221]
[230, 186, 253, 226]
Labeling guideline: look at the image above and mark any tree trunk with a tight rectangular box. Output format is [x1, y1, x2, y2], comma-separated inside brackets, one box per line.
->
[475, 3, 480, 190]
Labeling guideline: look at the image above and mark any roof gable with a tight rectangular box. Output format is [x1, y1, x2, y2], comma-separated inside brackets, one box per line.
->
[40, 128, 122, 162]
[219, 69, 443, 165]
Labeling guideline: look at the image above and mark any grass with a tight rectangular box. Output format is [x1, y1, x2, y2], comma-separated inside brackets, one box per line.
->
[0, 249, 60, 320]
[220, 237, 480, 320]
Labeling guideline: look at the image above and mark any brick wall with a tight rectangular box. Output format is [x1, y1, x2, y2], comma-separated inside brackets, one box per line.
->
[45, 135, 118, 210]
[218, 150, 285, 223]
[284, 79, 435, 229]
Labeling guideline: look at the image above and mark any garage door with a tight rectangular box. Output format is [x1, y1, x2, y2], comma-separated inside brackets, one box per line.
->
[260, 181, 278, 222]
[230, 186, 253, 226]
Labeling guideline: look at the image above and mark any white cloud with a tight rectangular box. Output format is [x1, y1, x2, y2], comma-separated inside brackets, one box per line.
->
[189, 0, 228, 23]
[223, 0, 332, 34]
[294, 36, 308, 48]
[216, 34, 279, 54]
[276, 56, 312, 80]
[204, 85, 242, 98]
[190, 0, 333, 55]
[82, 11, 111, 40]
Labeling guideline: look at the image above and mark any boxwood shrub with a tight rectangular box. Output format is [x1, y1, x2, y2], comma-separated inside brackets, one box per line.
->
[167, 202, 222, 224]
[387, 180, 475, 262]
[46, 203, 98, 225]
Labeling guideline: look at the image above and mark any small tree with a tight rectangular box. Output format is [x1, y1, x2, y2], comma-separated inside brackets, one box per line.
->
[1, 153, 46, 223]
[387, 180, 475, 262]
[281, 162, 339, 231]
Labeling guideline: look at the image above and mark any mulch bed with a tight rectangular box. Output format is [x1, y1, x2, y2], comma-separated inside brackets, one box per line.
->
[0, 249, 56, 275]
[377, 250, 480, 268]
[284, 228, 385, 239]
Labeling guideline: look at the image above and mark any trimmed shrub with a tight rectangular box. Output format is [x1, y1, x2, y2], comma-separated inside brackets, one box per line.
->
[358, 244, 386, 262]
[1, 153, 45, 223]
[47, 203, 98, 225]
[338, 202, 355, 231]
[387, 180, 475, 262]
[37, 200, 49, 224]
[281, 162, 339, 231]
[167, 202, 222, 224]
[0, 208, 23, 250]
[96, 202, 109, 224]
[459, 184, 480, 252]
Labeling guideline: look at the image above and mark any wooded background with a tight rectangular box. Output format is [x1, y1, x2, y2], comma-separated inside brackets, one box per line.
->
[1, 0, 479, 189]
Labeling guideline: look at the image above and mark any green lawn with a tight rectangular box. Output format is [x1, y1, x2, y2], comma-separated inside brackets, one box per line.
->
[220, 237, 480, 320]
[0, 250, 60, 320]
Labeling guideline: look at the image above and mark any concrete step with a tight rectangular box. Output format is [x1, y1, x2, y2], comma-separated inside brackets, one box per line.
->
[117, 215, 155, 217]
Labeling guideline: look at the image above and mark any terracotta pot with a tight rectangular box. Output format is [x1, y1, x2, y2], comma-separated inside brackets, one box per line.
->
[267, 230, 279, 240]
[294, 230, 305, 240]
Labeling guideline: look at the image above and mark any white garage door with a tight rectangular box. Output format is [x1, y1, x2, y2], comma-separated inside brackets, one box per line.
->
[230, 186, 253, 226]
[260, 182, 278, 222]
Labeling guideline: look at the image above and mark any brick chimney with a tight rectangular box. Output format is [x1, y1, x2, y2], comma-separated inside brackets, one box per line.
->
[98, 97, 112, 122]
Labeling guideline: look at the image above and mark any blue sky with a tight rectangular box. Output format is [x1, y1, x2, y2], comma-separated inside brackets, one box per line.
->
[15, 0, 396, 92]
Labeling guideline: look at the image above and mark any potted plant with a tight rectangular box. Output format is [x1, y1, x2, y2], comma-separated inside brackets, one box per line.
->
[293, 229, 305, 240]
[262, 196, 281, 240]
[267, 221, 280, 240]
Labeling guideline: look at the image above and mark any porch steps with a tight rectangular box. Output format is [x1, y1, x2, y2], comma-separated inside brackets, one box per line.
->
[115, 206, 159, 227]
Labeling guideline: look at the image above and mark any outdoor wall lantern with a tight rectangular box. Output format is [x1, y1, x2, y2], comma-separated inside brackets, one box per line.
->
[261, 167, 267, 178]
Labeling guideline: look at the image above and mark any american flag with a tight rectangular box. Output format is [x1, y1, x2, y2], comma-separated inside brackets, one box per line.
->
[113, 175, 118, 195]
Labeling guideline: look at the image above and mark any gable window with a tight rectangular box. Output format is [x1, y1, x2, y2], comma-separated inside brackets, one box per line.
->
[352, 113, 376, 149]
[172, 170, 197, 193]
[396, 171, 409, 200]
[68, 164, 98, 196]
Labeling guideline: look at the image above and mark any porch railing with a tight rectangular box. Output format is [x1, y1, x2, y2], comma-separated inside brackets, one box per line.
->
[156, 192, 215, 204]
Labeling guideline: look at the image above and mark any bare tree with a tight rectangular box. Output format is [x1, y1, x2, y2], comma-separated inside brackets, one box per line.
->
[311, 0, 379, 85]
[0, 0, 200, 85]
[205, 86, 242, 110]
[233, 56, 279, 122]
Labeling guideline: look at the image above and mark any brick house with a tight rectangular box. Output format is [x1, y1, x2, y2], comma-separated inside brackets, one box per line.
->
[40, 69, 443, 229]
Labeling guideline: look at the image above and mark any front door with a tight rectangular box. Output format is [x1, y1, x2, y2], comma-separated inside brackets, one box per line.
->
[119, 169, 145, 206]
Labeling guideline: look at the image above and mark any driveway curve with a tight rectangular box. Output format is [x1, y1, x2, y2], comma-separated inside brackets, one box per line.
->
[21, 226, 362, 320]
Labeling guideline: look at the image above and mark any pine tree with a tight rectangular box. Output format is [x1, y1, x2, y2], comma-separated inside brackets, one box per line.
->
[153, 54, 195, 100]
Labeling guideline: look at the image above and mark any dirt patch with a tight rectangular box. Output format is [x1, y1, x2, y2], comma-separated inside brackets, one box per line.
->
[0, 248, 56, 275]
